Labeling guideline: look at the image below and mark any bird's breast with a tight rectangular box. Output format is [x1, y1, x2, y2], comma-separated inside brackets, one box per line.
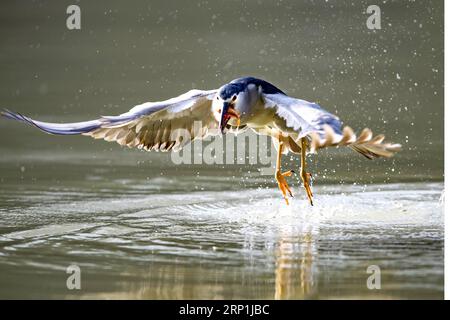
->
[240, 102, 276, 128]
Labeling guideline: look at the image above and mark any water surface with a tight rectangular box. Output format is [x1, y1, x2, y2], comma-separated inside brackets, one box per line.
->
[0, 159, 444, 299]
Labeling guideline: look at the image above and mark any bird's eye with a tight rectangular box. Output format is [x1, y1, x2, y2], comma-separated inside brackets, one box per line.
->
[216, 97, 219, 100]
[231, 95, 237, 102]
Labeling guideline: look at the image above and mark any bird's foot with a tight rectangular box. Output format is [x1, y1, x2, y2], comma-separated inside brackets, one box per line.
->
[276, 170, 295, 205]
[301, 172, 314, 206]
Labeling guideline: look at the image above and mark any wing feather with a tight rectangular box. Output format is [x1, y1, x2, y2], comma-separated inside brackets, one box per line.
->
[263, 93, 343, 140]
[2, 89, 219, 152]
[262, 92, 401, 159]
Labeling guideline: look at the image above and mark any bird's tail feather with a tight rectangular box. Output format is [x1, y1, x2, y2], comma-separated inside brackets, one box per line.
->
[309, 125, 401, 159]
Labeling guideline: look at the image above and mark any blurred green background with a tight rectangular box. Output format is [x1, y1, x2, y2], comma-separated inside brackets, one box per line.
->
[0, 0, 443, 184]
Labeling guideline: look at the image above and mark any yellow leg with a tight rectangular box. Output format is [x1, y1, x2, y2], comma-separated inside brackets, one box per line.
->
[275, 137, 294, 205]
[301, 138, 314, 206]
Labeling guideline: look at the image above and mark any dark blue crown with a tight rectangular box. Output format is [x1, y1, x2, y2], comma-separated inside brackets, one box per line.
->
[219, 77, 285, 100]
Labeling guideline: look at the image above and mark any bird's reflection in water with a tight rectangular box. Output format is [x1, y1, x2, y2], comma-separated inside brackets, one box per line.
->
[85, 218, 319, 299]
[274, 226, 317, 299]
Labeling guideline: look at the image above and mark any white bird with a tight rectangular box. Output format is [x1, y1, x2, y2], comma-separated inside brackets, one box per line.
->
[2, 77, 401, 205]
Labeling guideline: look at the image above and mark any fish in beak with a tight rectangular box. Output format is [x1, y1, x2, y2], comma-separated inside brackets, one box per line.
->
[219, 102, 240, 134]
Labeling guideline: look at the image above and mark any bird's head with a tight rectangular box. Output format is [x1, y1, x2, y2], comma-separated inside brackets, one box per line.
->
[213, 82, 251, 133]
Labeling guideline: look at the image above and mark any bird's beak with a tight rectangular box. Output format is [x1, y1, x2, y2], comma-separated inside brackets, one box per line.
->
[219, 102, 230, 134]
[219, 102, 240, 134]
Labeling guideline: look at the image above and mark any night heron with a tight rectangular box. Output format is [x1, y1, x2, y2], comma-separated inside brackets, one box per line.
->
[1, 77, 401, 205]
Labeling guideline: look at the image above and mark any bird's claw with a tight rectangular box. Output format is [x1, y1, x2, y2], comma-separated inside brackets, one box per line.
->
[276, 170, 294, 205]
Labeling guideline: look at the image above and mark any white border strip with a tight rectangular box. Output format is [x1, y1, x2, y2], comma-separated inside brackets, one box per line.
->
[445, 0, 449, 301]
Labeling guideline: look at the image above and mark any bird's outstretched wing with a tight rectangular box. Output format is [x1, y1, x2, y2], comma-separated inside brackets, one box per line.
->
[262, 93, 401, 159]
[2, 89, 218, 152]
